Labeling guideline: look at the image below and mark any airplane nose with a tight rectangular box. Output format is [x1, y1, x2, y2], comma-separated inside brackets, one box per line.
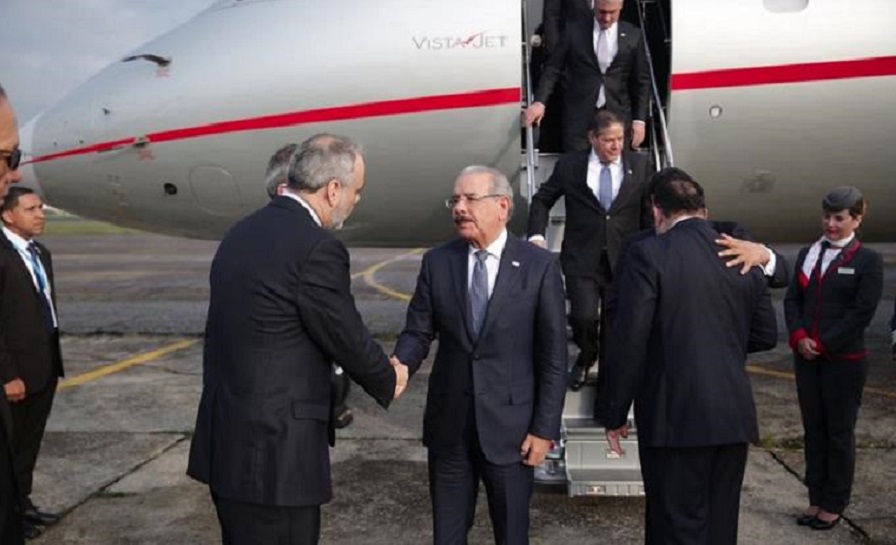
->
[17, 116, 44, 198]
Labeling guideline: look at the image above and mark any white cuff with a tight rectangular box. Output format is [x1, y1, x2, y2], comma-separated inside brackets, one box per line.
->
[760, 246, 777, 277]
[528, 235, 547, 242]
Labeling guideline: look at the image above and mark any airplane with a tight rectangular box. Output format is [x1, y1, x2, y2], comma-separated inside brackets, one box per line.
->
[18, 0, 896, 245]
[14, 0, 896, 497]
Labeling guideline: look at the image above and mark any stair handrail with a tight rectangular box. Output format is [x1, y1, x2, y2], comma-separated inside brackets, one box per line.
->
[636, 0, 674, 167]
[522, 0, 538, 205]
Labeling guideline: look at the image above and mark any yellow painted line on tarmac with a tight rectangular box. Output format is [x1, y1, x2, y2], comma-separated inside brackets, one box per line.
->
[747, 364, 896, 399]
[352, 248, 424, 302]
[57, 250, 421, 391]
[746, 364, 795, 381]
[57, 338, 200, 391]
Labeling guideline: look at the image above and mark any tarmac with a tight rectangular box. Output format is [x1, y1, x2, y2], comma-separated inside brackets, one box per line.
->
[23, 225, 896, 544]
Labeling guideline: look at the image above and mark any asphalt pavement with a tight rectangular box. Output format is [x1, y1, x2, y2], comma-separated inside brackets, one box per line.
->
[24, 227, 896, 544]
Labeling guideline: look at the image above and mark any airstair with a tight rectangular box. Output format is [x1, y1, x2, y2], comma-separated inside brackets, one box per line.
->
[519, 0, 672, 497]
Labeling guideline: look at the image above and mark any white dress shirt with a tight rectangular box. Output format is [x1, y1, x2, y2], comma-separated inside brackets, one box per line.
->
[801, 233, 856, 278]
[593, 21, 618, 107]
[2, 226, 58, 328]
[467, 228, 508, 299]
[586, 150, 623, 206]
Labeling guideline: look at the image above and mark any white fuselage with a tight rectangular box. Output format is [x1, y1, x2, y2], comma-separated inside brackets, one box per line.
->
[19, 0, 896, 243]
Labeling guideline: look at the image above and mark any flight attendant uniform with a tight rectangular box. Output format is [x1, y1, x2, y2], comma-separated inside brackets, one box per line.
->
[784, 187, 883, 522]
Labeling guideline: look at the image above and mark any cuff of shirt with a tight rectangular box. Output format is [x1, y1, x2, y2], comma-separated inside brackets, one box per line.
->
[528, 234, 546, 243]
[632, 120, 646, 126]
[760, 246, 776, 277]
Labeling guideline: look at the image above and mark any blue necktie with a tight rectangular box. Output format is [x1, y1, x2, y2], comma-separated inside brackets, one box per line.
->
[470, 250, 489, 337]
[27, 242, 55, 332]
[599, 164, 613, 210]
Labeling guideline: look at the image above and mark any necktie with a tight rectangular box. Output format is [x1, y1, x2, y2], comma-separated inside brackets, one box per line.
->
[596, 29, 609, 107]
[596, 29, 610, 73]
[470, 250, 489, 337]
[598, 164, 613, 210]
[812, 240, 831, 281]
[27, 242, 55, 331]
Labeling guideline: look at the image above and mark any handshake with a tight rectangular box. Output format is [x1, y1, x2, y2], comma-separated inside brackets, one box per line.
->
[390, 355, 409, 400]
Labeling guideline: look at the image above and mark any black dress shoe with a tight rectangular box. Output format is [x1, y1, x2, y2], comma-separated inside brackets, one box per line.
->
[22, 520, 43, 540]
[809, 516, 841, 530]
[796, 514, 817, 526]
[333, 406, 354, 429]
[568, 363, 588, 391]
[24, 506, 61, 526]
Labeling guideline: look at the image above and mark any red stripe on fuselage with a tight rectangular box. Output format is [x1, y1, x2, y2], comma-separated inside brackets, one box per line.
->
[671, 55, 896, 91]
[27, 87, 521, 165]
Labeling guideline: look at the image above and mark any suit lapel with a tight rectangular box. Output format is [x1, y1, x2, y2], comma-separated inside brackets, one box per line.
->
[1, 233, 44, 304]
[577, 18, 599, 70]
[573, 150, 603, 212]
[477, 237, 523, 342]
[610, 23, 631, 70]
[821, 238, 862, 281]
[448, 241, 476, 344]
[610, 152, 638, 212]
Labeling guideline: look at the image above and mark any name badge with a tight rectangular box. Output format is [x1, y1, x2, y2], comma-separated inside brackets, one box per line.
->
[838, 267, 855, 275]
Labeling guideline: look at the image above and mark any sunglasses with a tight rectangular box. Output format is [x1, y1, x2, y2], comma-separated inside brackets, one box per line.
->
[0, 149, 21, 171]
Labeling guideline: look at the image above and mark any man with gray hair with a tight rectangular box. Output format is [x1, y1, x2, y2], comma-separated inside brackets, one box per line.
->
[263, 142, 355, 430]
[264, 142, 297, 198]
[188, 134, 408, 544]
[393, 166, 567, 544]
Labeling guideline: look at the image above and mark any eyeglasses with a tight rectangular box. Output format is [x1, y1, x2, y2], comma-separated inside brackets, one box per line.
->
[0, 149, 21, 171]
[444, 194, 504, 208]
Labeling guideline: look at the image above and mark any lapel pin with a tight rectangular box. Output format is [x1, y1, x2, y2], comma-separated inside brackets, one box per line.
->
[512, 261, 520, 267]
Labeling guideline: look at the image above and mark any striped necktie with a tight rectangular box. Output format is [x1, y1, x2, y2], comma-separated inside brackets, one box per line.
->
[27, 242, 55, 331]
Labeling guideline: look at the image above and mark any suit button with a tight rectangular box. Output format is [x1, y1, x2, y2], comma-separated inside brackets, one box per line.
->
[606, 215, 611, 221]
[473, 354, 480, 361]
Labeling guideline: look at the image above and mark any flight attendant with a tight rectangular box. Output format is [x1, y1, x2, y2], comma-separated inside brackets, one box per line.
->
[784, 187, 883, 530]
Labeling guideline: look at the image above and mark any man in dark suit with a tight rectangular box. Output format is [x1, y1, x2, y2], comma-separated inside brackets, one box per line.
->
[0, 187, 64, 540]
[187, 134, 408, 545]
[0, 82, 25, 545]
[394, 166, 567, 544]
[264, 143, 354, 430]
[525, 0, 651, 151]
[527, 109, 651, 390]
[598, 167, 778, 544]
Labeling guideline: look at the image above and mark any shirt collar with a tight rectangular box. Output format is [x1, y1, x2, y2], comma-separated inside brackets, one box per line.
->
[280, 191, 322, 227]
[594, 21, 617, 35]
[589, 149, 621, 168]
[2, 226, 31, 252]
[469, 228, 508, 260]
[822, 233, 855, 248]
[669, 214, 703, 229]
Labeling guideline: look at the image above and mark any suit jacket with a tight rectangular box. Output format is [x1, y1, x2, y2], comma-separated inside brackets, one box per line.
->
[187, 196, 396, 507]
[394, 235, 567, 465]
[527, 149, 651, 278]
[542, 0, 593, 54]
[0, 234, 64, 395]
[598, 218, 777, 447]
[536, 18, 651, 147]
[784, 239, 883, 362]
[605, 221, 790, 315]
